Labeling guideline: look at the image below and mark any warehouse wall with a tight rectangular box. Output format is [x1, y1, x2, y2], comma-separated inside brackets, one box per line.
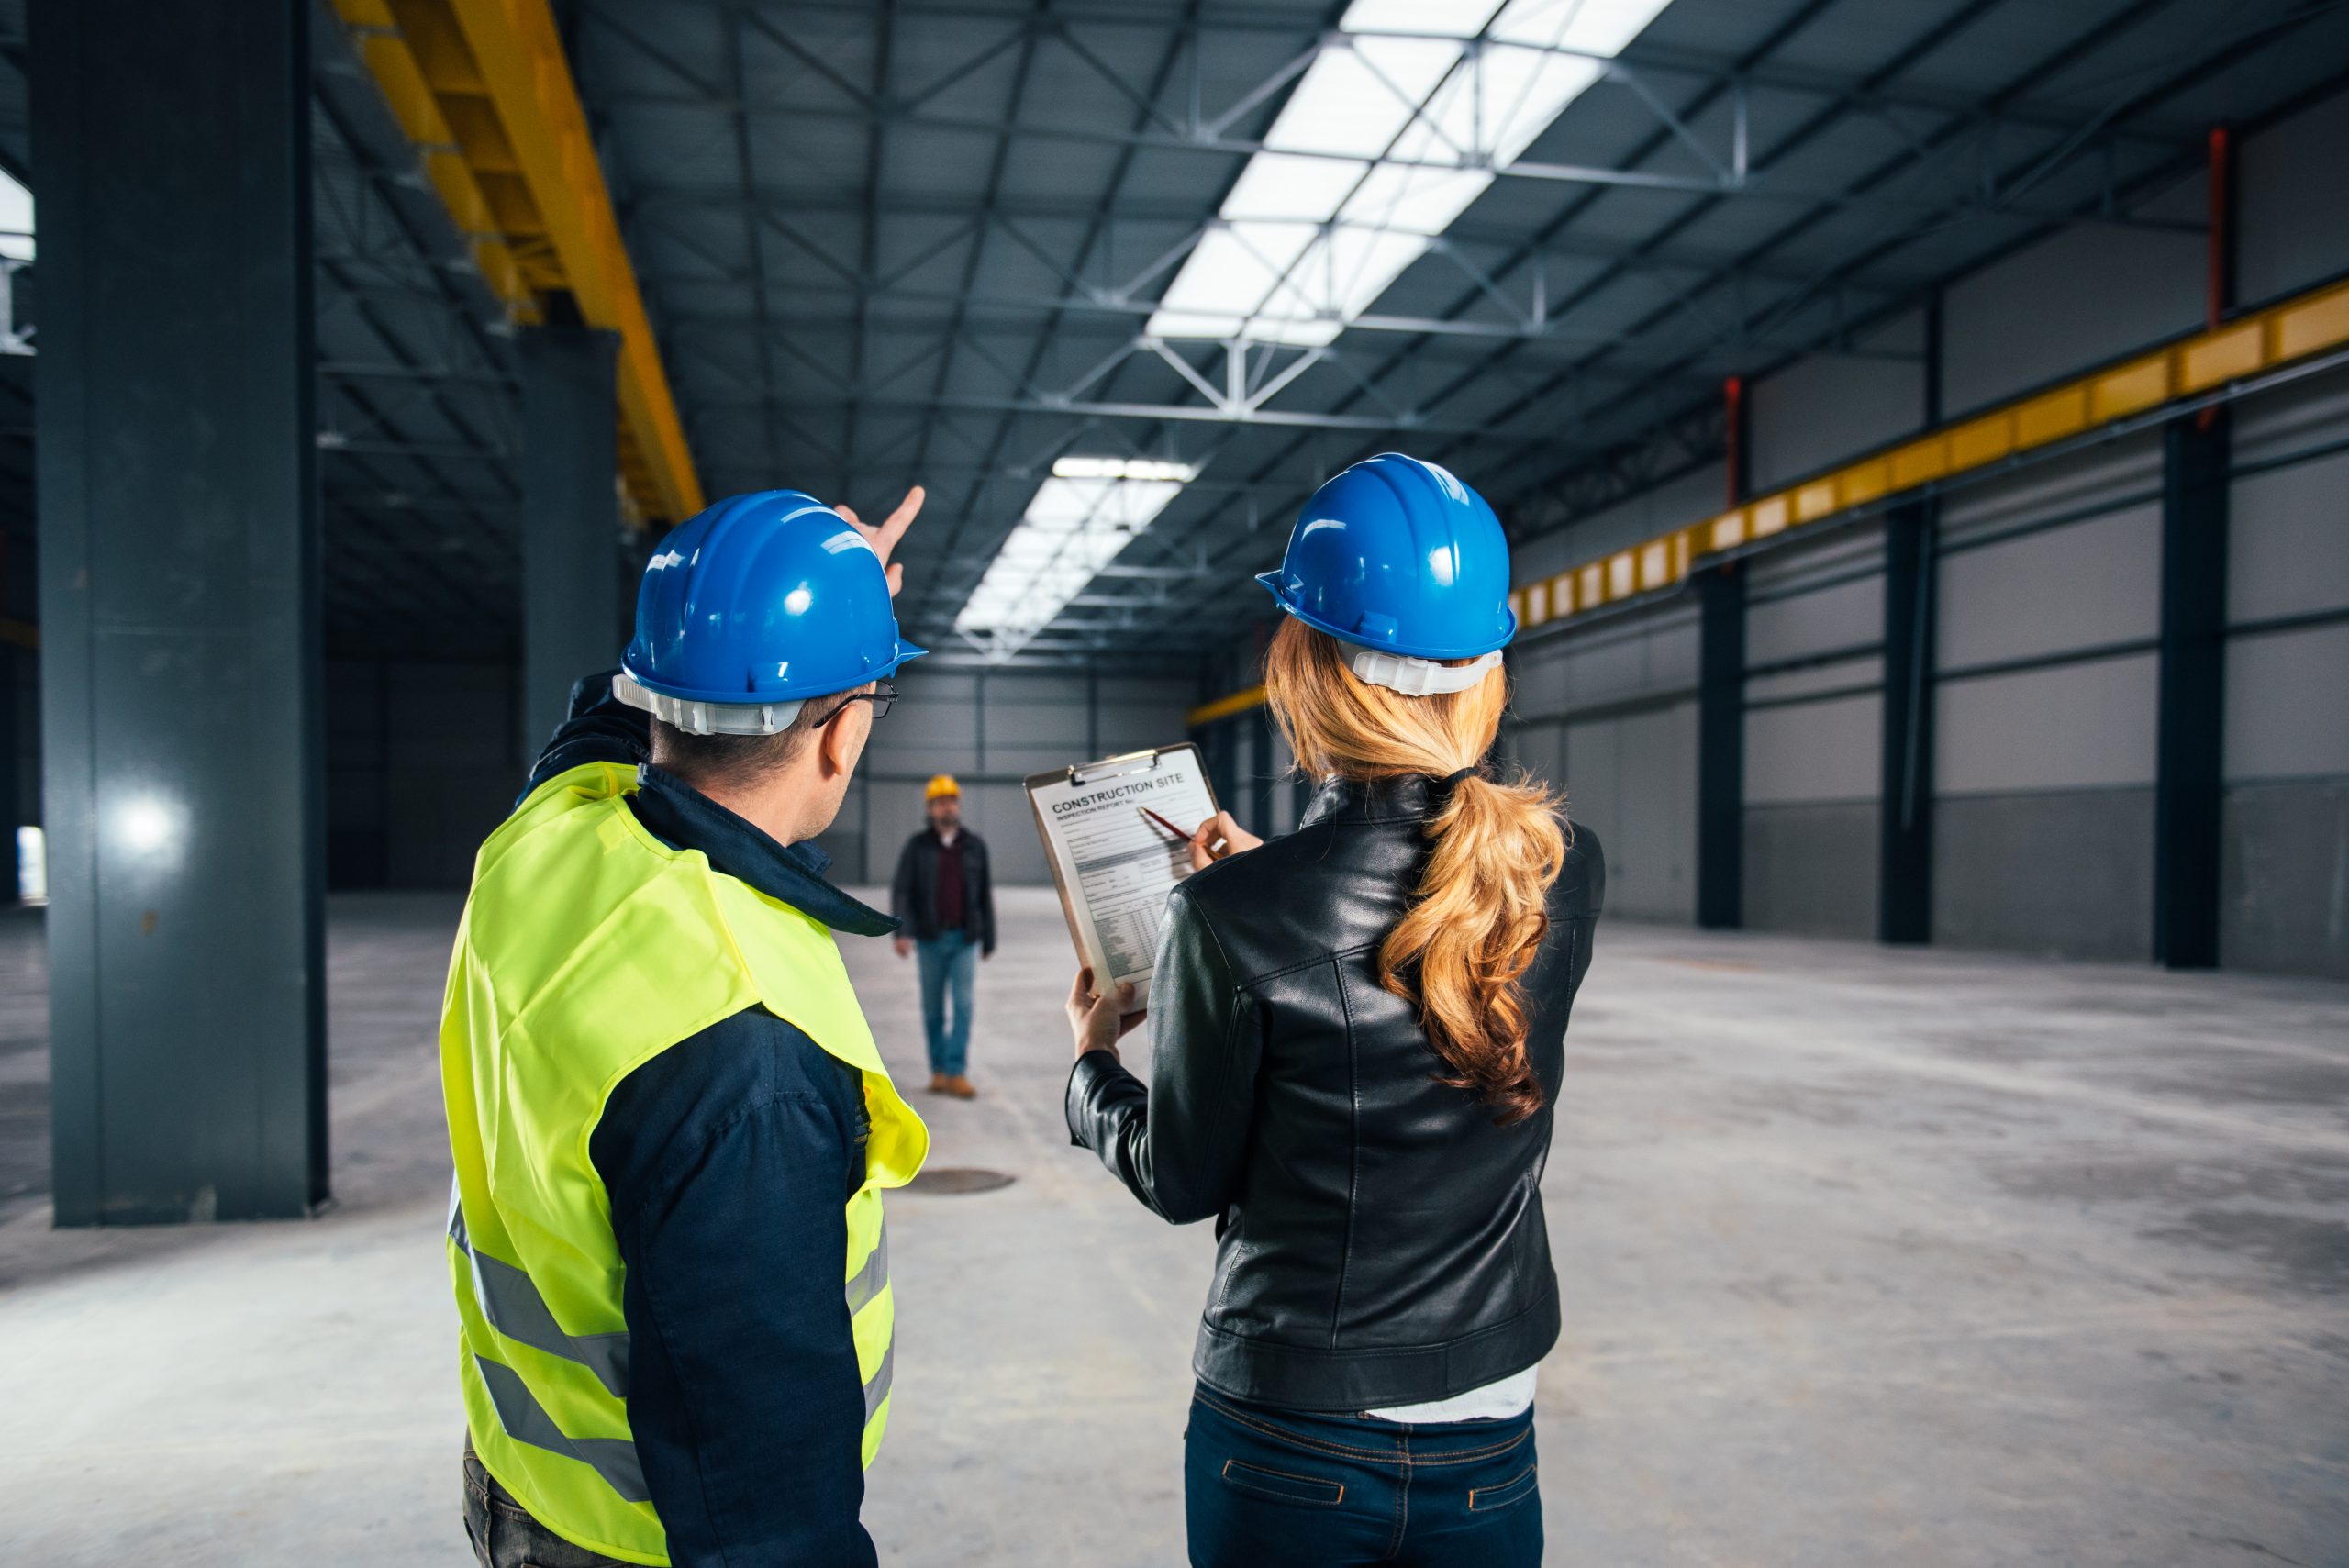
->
[824, 668, 1197, 890]
[1481, 86, 2349, 976]
[1741, 530, 1886, 939]
[2220, 372, 2349, 978]
[321, 661, 1196, 894]
[1504, 604, 1700, 924]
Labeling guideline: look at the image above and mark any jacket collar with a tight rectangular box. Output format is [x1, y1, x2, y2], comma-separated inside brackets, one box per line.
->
[629, 763, 898, 939]
[1299, 773, 1442, 828]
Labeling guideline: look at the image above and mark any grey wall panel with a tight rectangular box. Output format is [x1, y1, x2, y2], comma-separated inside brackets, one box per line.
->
[1561, 700, 1696, 922]
[1938, 504, 2162, 669]
[1746, 653, 1885, 706]
[1938, 431, 2164, 545]
[866, 671, 982, 780]
[2229, 446, 2349, 624]
[2223, 624, 2349, 781]
[1748, 574, 1884, 666]
[1511, 462, 1726, 583]
[1745, 692, 1881, 806]
[2230, 361, 2349, 466]
[983, 672, 1093, 777]
[1935, 788, 2155, 960]
[1096, 676, 1196, 754]
[1742, 802, 1879, 939]
[1513, 606, 1700, 717]
[2237, 89, 2349, 306]
[1936, 653, 2160, 794]
[2220, 777, 2349, 980]
[1942, 208, 2204, 416]
[1749, 315, 1927, 494]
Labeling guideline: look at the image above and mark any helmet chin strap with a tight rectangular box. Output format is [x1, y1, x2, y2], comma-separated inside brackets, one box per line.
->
[1348, 648, 1502, 696]
[613, 670, 808, 737]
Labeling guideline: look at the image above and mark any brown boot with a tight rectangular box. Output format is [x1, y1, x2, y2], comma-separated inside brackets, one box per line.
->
[926, 1073, 949, 1095]
[945, 1074, 978, 1100]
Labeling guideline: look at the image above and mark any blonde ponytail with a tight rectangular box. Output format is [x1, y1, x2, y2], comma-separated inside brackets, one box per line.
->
[1264, 618, 1567, 1123]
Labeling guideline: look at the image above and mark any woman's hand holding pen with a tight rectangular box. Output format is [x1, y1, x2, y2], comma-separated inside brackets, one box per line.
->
[1184, 810, 1263, 873]
[1066, 966, 1146, 1062]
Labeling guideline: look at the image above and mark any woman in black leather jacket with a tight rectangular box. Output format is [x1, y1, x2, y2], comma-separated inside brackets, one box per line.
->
[1063, 454, 1605, 1568]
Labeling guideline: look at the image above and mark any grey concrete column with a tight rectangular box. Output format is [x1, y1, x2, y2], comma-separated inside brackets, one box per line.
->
[34, 0, 325, 1222]
[520, 326, 622, 760]
[1695, 565, 1745, 929]
[1877, 499, 1938, 945]
[2154, 409, 2230, 969]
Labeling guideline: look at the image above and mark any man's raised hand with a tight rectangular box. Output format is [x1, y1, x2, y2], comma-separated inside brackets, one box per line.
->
[834, 485, 924, 597]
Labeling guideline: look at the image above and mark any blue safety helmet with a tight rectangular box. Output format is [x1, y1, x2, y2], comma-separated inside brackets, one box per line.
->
[618, 489, 925, 735]
[1256, 454, 1515, 684]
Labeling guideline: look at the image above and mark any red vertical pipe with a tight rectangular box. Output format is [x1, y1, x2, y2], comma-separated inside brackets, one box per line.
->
[2206, 125, 2234, 329]
[1722, 375, 1747, 506]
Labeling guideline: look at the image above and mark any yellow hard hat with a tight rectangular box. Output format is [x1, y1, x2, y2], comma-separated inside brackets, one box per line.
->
[925, 773, 961, 801]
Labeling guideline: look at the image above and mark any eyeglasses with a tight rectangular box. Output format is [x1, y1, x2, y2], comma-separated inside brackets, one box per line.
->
[814, 681, 898, 728]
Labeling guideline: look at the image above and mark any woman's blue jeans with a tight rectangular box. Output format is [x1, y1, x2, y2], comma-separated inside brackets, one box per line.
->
[915, 929, 976, 1075]
[1184, 1385, 1542, 1568]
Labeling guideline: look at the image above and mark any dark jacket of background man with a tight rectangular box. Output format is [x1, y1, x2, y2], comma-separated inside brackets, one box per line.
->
[892, 825, 997, 954]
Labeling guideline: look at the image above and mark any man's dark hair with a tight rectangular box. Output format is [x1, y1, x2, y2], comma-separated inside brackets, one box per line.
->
[649, 683, 872, 789]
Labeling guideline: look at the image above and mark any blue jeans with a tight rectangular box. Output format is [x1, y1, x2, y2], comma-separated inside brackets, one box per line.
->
[915, 929, 976, 1075]
[1185, 1385, 1542, 1568]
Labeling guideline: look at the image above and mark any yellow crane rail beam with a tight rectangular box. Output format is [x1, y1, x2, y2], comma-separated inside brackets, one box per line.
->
[332, 0, 703, 526]
[1513, 273, 2349, 631]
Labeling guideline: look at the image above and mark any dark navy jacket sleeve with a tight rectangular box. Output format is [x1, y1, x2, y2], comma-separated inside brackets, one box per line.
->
[525, 669, 650, 795]
[592, 1008, 876, 1568]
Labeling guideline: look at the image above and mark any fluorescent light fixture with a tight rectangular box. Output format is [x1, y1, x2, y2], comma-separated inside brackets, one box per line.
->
[1144, 0, 1675, 346]
[955, 466, 1195, 652]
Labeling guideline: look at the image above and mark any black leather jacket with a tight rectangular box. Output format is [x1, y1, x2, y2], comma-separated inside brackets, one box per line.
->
[1065, 774, 1605, 1412]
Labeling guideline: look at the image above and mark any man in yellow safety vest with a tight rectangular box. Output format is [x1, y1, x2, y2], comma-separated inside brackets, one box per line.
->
[440, 486, 929, 1566]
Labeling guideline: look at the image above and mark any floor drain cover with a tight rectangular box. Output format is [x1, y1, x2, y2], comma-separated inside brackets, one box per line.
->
[907, 1167, 1017, 1195]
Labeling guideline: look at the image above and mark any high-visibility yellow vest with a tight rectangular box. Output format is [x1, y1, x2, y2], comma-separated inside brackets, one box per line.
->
[440, 762, 928, 1565]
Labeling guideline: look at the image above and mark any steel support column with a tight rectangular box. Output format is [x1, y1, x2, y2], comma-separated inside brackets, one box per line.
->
[1878, 499, 1937, 944]
[520, 326, 622, 758]
[35, 0, 325, 1222]
[2154, 408, 2230, 969]
[1695, 565, 1745, 930]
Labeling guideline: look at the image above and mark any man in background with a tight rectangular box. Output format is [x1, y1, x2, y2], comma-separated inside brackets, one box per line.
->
[891, 774, 996, 1098]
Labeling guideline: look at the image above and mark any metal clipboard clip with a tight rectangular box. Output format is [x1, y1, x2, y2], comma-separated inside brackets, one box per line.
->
[1070, 749, 1164, 786]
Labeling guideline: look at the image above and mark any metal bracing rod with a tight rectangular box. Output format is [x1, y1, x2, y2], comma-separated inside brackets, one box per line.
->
[590, 87, 2199, 230]
[1486, 0, 2321, 519]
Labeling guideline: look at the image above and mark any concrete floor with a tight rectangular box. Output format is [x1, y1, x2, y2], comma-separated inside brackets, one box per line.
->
[1, 887, 2345, 1565]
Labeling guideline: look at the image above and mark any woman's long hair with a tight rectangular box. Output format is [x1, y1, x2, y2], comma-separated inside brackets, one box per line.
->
[1264, 617, 1567, 1124]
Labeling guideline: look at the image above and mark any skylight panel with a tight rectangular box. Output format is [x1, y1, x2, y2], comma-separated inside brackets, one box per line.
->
[0, 169, 33, 261]
[1148, 0, 1676, 349]
[954, 469, 1194, 651]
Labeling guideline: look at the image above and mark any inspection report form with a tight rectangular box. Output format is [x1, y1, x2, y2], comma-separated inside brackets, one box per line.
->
[1025, 745, 1219, 1007]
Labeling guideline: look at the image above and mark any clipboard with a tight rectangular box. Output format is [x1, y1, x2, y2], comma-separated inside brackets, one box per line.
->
[1025, 743, 1221, 1011]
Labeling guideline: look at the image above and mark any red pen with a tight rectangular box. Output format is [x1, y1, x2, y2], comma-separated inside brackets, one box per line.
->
[1138, 805, 1195, 840]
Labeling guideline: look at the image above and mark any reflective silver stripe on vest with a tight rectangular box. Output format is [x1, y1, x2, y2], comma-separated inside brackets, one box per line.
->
[844, 1223, 889, 1316]
[863, 1341, 895, 1423]
[474, 1355, 651, 1505]
[450, 1179, 630, 1398]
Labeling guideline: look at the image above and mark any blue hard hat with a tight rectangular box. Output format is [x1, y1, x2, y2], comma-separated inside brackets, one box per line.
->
[1255, 454, 1516, 661]
[622, 490, 925, 706]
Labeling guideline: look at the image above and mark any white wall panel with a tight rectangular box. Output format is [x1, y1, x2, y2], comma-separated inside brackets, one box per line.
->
[1746, 692, 1881, 806]
[1560, 700, 1696, 922]
[2230, 444, 2349, 624]
[1748, 574, 1884, 666]
[1942, 211, 2204, 415]
[1511, 463, 1726, 583]
[1749, 311, 1927, 492]
[2238, 89, 2349, 306]
[1938, 502, 2161, 669]
[1936, 653, 2159, 794]
[2224, 624, 2349, 781]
